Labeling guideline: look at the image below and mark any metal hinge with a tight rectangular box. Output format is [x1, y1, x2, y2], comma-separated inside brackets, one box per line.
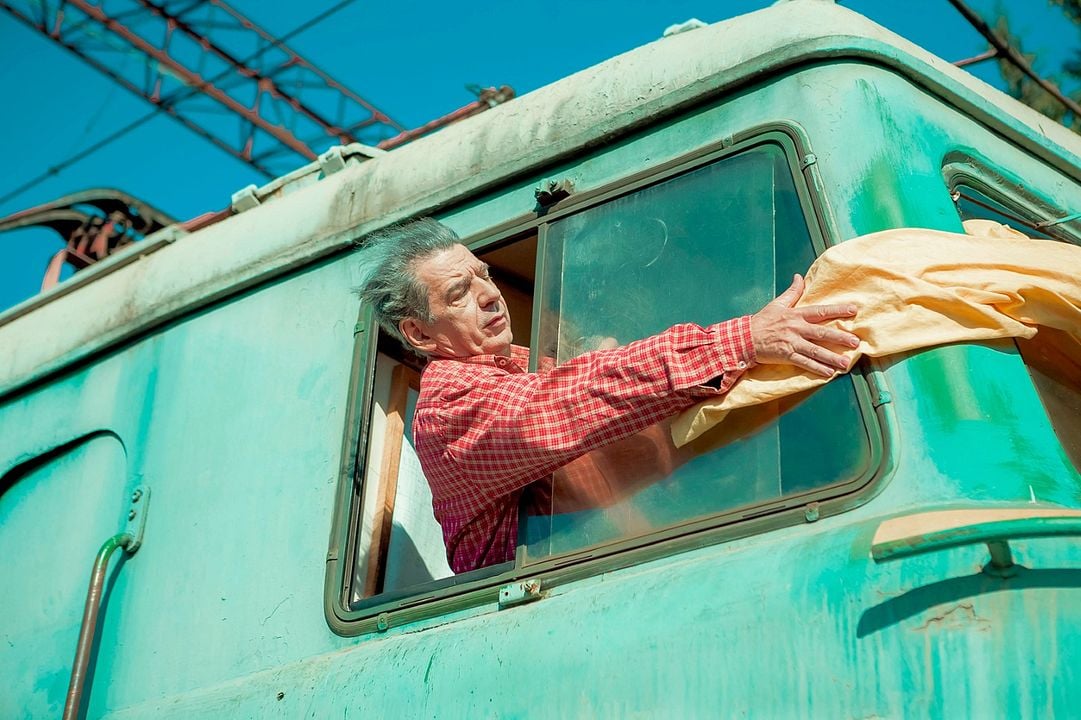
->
[125, 484, 151, 552]
[867, 369, 892, 408]
[800, 153, 818, 170]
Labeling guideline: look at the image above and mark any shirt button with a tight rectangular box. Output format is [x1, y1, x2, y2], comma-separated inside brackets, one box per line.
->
[737, 361, 747, 370]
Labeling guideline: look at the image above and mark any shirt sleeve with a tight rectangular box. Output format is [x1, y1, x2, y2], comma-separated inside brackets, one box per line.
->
[416, 316, 755, 494]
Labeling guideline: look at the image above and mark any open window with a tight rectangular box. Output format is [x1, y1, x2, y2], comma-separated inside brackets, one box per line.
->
[948, 173, 1081, 472]
[944, 151, 1081, 246]
[331, 131, 883, 627]
[346, 235, 538, 606]
[952, 185, 1075, 242]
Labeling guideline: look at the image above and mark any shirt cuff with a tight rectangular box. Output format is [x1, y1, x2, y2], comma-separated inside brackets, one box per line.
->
[712, 315, 756, 369]
[695, 316, 756, 394]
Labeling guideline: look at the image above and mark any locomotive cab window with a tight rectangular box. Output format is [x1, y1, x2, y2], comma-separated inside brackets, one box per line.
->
[338, 135, 882, 620]
[347, 235, 538, 605]
[950, 179, 1081, 472]
[525, 143, 874, 562]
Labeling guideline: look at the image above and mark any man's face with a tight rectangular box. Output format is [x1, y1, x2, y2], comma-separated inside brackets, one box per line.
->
[400, 244, 514, 358]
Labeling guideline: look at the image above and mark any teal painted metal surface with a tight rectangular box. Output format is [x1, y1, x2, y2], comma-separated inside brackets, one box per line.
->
[0, 434, 128, 719]
[0, 2, 1079, 718]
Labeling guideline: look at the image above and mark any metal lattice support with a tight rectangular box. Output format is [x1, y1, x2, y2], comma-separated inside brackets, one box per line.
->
[1, 0, 407, 177]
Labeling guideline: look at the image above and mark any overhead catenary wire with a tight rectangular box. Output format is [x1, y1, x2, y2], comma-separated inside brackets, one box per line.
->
[0, 0, 355, 209]
[4, 1, 1076, 211]
[0, 109, 159, 207]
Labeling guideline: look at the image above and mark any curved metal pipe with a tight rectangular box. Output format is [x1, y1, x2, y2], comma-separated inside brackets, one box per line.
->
[63, 533, 133, 720]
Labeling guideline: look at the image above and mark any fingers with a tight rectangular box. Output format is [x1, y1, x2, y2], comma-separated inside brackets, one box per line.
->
[798, 302, 858, 323]
[792, 318, 858, 376]
[770, 274, 805, 309]
[793, 340, 852, 377]
[804, 321, 860, 349]
[788, 353, 837, 379]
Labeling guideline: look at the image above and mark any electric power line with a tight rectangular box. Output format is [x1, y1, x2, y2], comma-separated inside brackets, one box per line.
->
[0, 110, 159, 207]
[0, 0, 355, 209]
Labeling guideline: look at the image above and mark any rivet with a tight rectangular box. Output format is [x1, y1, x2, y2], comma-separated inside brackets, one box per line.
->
[128, 509, 137, 521]
[132, 489, 143, 503]
[376, 613, 390, 632]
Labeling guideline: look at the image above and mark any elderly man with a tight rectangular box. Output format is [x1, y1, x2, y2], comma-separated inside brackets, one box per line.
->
[359, 218, 858, 574]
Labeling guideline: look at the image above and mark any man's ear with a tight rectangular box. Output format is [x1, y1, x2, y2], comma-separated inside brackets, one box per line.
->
[399, 317, 437, 355]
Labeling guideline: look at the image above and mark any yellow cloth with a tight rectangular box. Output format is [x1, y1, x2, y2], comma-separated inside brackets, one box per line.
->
[672, 220, 1081, 446]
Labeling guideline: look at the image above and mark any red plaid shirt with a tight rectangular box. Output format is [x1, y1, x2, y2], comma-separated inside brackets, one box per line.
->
[413, 317, 756, 573]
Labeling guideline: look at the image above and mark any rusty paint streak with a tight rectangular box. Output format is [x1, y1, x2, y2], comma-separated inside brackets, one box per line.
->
[912, 603, 991, 633]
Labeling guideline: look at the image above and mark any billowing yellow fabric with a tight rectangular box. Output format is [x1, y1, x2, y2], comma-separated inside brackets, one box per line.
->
[672, 220, 1081, 446]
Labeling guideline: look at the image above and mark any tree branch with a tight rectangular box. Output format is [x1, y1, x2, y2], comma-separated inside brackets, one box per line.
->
[947, 0, 1081, 118]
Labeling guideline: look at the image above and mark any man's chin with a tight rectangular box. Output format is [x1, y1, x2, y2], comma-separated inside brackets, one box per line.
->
[486, 329, 514, 356]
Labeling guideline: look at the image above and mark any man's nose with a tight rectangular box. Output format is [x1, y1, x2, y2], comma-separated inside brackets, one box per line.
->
[476, 276, 500, 306]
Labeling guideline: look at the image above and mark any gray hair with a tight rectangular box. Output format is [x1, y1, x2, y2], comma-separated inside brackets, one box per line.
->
[356, 217, 462, 349]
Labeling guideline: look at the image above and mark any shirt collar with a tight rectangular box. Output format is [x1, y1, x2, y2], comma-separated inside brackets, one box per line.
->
[450, 344, 530, 372]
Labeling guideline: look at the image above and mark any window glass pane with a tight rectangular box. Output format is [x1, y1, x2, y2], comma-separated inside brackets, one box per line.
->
[526, 144, 872, 562]
[953, 186, 1081, 472]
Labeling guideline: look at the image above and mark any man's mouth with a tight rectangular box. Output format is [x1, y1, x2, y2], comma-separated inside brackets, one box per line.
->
[485, 313, 506, 330]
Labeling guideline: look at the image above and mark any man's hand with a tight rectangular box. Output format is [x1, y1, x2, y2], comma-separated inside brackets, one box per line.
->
[750, 274, 859, 378]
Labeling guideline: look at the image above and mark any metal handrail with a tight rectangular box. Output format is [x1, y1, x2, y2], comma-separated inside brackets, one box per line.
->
[870, 505, 1081, 578]
[63, 484, 149, 720]
[63, 533, 133, 720]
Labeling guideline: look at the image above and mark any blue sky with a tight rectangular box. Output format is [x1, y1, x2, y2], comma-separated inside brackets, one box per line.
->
[0, 0, 1076, 312]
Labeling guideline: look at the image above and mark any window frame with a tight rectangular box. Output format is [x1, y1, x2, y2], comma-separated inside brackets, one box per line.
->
[943, 151, 1081, 246]
[325, 124, 890, 636]
[943, 151, 1081, 474]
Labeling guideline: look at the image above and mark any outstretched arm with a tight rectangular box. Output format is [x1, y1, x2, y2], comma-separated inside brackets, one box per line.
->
[417, 319, 754, 494]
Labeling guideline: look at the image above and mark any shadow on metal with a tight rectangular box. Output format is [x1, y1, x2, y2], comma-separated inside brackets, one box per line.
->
[857, 565, 1081, 637]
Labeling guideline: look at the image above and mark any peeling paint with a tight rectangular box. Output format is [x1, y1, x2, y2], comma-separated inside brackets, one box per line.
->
[911, 602, 991, 633]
